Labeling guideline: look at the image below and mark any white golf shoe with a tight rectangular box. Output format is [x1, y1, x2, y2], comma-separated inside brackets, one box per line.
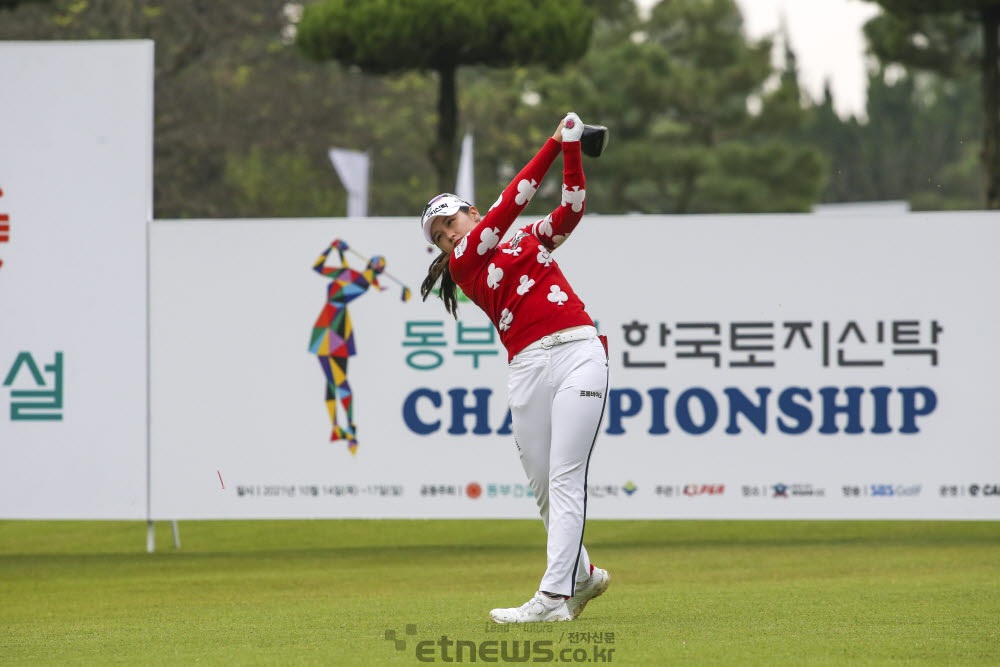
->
[489, 591, 573, 624]
[566, 566, 610, 620]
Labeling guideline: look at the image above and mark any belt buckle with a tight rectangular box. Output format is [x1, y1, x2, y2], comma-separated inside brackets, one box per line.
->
[540, 335, 555, 349]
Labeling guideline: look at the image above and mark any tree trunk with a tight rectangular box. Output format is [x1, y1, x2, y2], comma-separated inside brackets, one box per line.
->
[982, 6, 1000, 209]
[675, 170, 698, 214]
[430, 64, 458, 195]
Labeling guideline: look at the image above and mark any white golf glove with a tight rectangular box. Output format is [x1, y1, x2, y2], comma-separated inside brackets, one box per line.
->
[562, 112, 584, 142]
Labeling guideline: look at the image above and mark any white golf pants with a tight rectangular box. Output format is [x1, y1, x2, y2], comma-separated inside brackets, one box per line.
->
[506, 331, 609, 597]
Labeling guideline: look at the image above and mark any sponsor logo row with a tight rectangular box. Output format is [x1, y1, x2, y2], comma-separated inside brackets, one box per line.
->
[231, 482, 1000, 500]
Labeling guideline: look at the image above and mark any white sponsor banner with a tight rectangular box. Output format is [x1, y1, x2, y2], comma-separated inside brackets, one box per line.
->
[150, 212, 1000, 519]
[0, 42, 153, 519]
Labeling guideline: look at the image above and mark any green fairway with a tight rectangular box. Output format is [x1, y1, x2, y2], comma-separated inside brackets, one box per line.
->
[1, 520, 998, 665]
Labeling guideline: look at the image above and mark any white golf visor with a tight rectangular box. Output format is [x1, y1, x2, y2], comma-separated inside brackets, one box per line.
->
[420, 193, 471, 243]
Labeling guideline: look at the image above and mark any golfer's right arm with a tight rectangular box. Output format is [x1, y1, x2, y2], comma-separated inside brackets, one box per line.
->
[313, 239, 348, 276]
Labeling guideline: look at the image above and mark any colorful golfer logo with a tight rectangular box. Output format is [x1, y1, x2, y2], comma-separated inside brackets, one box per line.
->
[309, 239, 410, 455]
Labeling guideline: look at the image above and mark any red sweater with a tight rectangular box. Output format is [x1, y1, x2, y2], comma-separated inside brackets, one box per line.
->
[449, 138, 593, 361]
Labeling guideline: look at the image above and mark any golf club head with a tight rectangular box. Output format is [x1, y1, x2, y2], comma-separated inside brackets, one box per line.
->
[581, 124, 609, 158]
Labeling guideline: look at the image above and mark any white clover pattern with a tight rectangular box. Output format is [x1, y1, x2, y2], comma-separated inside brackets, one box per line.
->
[453, 233, 469, 258]
[486, 263, 504, 290]
[501, 245, 523, 257]
[547, 284, 568, 306]
[534, 214, 554, 238]
[536, 246, 553, 267]
[516, 275, 535, 295]
[562, 184, 586, 213]
[477, 227, 500, 255]
[515, 178, 538, 205]
[489, 194, 503, 212]
[552, 232, 570, 248]
[499, 308, 514, 331]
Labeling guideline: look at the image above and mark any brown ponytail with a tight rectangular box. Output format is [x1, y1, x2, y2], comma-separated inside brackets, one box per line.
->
[421, 251, 459, 318]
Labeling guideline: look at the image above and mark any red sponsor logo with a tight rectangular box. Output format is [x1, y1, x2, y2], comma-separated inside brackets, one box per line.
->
[0, 186, 8, 270]
[466, 482, 482, 499]
[683, 484, 725, 497]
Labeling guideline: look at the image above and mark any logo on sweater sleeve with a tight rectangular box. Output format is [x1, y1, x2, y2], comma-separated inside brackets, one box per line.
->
[453, 234, 469, 258]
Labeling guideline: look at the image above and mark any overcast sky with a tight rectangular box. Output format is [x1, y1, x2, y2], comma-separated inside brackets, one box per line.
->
[635, 0, 881, 117]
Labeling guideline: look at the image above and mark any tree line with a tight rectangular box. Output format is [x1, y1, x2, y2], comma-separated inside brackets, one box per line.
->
[0, 0, 992, 216]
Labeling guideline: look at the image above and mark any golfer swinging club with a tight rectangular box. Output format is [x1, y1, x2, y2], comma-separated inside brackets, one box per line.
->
[420, 112, 610, 623]
[309, 239, 387, 454]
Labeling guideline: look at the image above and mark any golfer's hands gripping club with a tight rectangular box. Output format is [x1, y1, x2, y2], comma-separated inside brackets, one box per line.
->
[552, 112, 584, 143]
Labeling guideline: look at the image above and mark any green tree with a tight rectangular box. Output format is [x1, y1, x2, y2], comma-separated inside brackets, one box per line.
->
[864, 66, 981, 207]
[864, 0, 1000, 207]
[801, 67, 980, 208]
[506, 0, 825, 213]
[0, 0, 826, 217]
[800, 83, 869, 203]
[0, 0, 47, 10]
[295, 0, 594, 193]
[0, 0, 447, 217]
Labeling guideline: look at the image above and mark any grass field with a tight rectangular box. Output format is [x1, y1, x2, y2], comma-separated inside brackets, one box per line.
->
[1, 520, 998, 665]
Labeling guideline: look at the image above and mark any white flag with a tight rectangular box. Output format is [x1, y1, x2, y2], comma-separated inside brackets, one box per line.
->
[328, 147, 369, 217]
[455, 132, 474, 203]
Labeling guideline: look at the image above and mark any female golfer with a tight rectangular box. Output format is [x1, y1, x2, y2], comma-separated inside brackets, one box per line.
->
[309, 239, 386, 455]
[419, 113, 610, 624]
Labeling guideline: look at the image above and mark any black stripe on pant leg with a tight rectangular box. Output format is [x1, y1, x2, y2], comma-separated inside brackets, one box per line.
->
[570, 362, 609, 598]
